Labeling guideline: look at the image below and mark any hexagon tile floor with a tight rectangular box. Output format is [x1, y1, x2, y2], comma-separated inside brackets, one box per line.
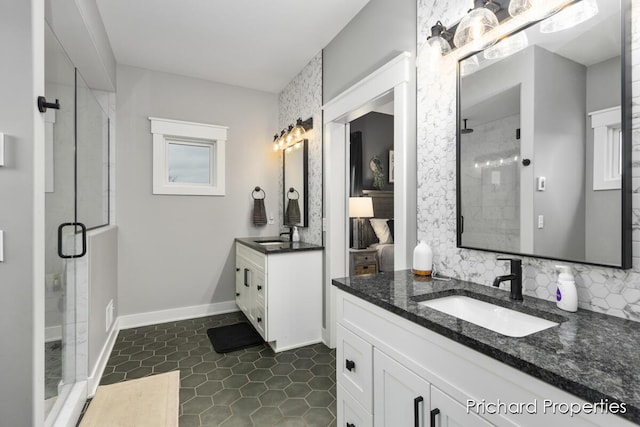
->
[95, 311, 336, 427]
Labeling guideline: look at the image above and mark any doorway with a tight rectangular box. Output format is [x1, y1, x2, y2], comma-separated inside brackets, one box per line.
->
[322, 53, 416, 347]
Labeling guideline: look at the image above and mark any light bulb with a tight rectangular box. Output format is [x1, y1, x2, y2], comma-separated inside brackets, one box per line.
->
[294, 142, 301, 150]
[272, 143, 279, 152]
[484, 31, 528, 60]
[540, 0, 598, 33]
[453, 7, 499, 50]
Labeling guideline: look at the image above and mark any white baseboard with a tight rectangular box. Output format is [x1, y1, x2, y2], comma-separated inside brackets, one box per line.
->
[83, 301, 237, 398]
[87, 318, 120, 397]
[118, 300, 239, 330]
[45, 325, 62, 343]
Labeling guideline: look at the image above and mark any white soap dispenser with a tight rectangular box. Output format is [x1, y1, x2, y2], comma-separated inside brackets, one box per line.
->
[555, 265, 578, 312]
[412, 241, 433, 276]
[292, 226, 300, 242]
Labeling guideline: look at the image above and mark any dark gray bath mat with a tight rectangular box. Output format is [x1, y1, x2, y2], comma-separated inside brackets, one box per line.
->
[206, 322, 264, 353]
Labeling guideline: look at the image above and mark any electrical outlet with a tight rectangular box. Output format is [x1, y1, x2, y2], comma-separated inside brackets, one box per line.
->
[538, 215, 544, 229]
[268, 212, 275, 225]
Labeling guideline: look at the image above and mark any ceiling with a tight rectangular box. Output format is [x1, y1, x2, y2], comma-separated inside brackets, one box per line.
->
[95, 0, 369, 94]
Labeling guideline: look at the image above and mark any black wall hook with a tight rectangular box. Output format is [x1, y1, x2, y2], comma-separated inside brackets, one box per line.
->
[37, 96, 60, 113]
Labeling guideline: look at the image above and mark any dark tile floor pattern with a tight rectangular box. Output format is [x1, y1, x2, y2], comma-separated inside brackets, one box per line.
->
[98, 311, 337, 426]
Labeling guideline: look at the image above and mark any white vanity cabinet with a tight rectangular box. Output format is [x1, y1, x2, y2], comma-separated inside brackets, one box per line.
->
[335, 289, 636, 427]
[235, 241, 322, 352]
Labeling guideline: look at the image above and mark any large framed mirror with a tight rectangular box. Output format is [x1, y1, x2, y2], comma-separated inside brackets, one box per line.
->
[457, 0, 632, 268]
[283, 139, 308, 227]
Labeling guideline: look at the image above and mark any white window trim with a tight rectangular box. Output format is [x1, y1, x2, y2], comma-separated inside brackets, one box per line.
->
[589, 106, 621, 191]
[149, 117, 228, 195]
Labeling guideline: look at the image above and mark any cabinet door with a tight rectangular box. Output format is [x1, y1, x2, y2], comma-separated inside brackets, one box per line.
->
[430, 387, 493, 427]
[374, 349, 430, 427]
[235, 258, 248, 313]
[337, 325, 373, 412]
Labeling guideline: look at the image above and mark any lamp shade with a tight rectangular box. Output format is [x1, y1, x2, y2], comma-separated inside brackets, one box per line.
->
[453, 7, 499, 51]
[349, 197, 374, 218]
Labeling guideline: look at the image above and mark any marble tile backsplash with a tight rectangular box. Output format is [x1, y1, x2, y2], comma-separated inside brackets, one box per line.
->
[278, 52, 323, 246]
[416, 0, 640, 321]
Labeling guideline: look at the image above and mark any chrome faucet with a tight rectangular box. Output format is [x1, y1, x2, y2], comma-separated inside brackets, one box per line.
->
[492, 257, 523, 301]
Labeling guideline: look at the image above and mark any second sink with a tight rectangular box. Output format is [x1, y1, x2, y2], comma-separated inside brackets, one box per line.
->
[418, 295, 558, 337]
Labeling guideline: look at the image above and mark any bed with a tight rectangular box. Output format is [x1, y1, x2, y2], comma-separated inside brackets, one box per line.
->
[361, 190, 395, 272]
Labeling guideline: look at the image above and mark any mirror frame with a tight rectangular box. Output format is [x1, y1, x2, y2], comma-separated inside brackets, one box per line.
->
[455, 0, 632, 269]
[283, 139, 309, 227]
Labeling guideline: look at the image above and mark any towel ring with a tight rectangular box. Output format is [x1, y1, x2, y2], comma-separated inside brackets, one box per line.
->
[252, 186, 266, 200]
[287, 188, 299, 200]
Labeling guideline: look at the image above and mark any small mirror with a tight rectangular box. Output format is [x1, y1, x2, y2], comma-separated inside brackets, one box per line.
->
[457, 0, 631, 268]
[283, 139, 308, 227]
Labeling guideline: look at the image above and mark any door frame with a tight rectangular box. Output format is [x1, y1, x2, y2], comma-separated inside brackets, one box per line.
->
[322, 52, 416, 347]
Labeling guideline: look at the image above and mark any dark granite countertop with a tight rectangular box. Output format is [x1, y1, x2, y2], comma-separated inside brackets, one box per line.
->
[236, 237, 323, 254]
[332, 270, 640, 424]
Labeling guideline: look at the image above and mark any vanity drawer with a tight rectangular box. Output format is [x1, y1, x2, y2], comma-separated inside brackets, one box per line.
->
[337, 385, 372, 427]
[354, 264, 377, 275]
[353, 253, 376, 264]
[251, 302, 267, 340]
[254, 271, 266, 303]
[337, 324, 373, 412]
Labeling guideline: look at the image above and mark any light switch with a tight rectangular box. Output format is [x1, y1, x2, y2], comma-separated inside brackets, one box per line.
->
[538, 215, 544, 229]
[0, 132, 4, 166]
[536, 176, 546, 191]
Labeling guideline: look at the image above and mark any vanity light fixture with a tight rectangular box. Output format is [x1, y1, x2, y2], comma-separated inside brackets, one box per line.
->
[540, 0, 598, 33]
[271, 117, 313, 152]
[453, 0, 501, 51]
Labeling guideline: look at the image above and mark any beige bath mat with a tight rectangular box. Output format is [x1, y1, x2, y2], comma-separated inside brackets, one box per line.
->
[79, 371, 179, 427]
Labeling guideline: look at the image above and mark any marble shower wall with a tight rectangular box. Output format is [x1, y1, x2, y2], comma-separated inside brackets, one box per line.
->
[416, 0, 640, 321]
[278, 52, 323, 245]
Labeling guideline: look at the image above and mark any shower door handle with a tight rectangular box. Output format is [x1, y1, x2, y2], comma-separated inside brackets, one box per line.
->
[57, 222, 87, 259]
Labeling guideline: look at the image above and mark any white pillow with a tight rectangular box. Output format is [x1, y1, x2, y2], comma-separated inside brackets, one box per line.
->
[369, 218, 393, 244]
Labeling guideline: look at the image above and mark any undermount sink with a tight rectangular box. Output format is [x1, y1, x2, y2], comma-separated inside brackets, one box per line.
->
[418, 295, 558, 337]
[255, 240, 285, 246]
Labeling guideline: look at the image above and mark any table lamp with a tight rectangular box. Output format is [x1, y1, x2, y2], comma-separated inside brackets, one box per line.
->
[349, 197, 374, 249]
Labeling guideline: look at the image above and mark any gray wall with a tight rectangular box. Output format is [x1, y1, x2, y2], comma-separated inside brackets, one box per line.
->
[0, 0, 43, 424]
[532, 47, 586, 261]
[585, 57, 621, 264]
[116, 65, 280, 316]
[322, 0, 416, 102]
[350, 112, 395, 191]
[88, 226, 118, 372]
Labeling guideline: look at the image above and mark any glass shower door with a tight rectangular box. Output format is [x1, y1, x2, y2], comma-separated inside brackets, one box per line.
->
[44, 24, 83, 421]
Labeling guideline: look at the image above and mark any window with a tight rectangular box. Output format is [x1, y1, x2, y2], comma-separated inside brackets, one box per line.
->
[589, 106, 622, 191]
[150, 117, 228, 195]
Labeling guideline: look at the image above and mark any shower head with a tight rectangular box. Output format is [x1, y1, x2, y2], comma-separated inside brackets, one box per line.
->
[461, 119, 474, 134]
